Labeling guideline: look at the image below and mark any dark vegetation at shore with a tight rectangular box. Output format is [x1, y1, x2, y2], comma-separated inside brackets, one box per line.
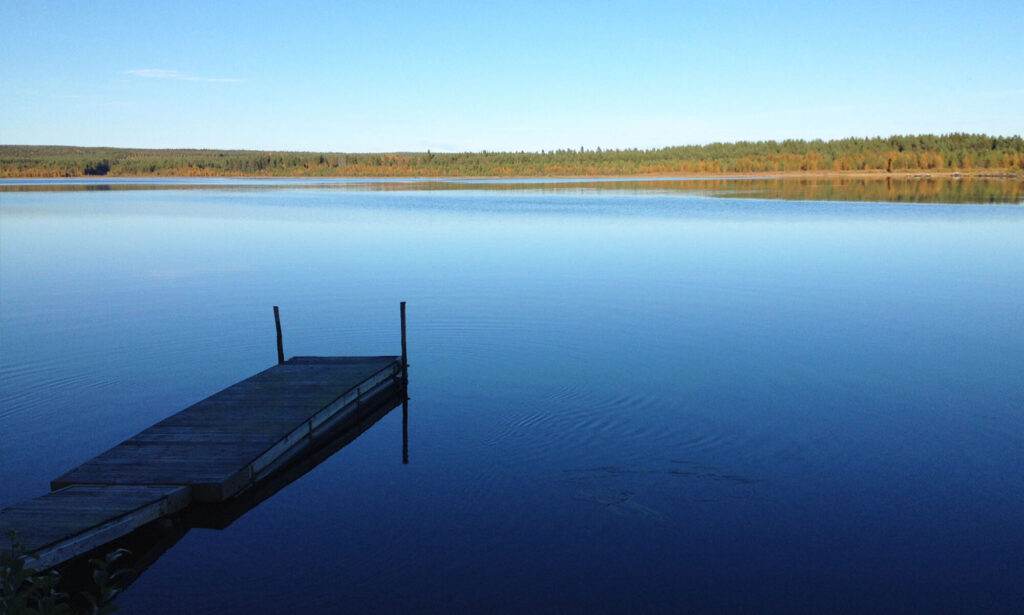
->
[2, 134, 1022, 178]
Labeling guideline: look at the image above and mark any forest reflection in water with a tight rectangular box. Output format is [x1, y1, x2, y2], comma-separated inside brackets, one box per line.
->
[1, 175, 1021, 204]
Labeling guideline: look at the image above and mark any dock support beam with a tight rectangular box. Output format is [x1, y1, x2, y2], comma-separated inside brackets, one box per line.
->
[274, 306, 284, 364]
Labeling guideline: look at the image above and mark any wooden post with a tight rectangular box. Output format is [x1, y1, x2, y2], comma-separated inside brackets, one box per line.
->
[400, 301, 408, 382]
[273, 306, 284, 364]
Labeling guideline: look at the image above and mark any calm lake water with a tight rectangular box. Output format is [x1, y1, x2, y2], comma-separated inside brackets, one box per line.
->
[1, 178, 1022, 613]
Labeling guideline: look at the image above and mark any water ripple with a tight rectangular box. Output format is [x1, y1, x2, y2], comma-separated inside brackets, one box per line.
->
[0, 362, 118, 421]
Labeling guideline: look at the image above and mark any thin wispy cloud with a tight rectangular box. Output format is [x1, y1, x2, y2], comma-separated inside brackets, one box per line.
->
[125, 69, 245, 83]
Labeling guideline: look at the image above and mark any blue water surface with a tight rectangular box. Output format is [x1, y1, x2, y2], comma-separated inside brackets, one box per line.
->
[1, 179, 1022, 613]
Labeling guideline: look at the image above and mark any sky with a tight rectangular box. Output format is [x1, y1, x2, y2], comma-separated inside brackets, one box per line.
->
[1, 0, 1022, 152]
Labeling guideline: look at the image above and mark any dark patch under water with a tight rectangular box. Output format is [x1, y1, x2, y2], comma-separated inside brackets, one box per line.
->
[1, 179, 1022, 613]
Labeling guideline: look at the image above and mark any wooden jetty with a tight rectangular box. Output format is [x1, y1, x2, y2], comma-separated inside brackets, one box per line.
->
[0, 486, 190, 571]
[51, 356, 401, 501]
[1, 306, 409, 571]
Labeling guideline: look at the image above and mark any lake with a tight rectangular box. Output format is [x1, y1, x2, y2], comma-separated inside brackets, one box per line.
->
[1, 177, 1022, 613]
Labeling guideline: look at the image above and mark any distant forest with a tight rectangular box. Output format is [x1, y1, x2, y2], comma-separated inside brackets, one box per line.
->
[2, 134, 1022, 178]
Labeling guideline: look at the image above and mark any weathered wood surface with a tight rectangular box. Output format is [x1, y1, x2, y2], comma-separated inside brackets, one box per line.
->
[2, 356, 399, 570]
[51, 356, 400, 501]
[0, 485, 190, 569]
[189, 381, 406, 530]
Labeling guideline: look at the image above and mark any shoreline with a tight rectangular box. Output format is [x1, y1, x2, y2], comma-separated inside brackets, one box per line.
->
[2, 170, 1020, 181]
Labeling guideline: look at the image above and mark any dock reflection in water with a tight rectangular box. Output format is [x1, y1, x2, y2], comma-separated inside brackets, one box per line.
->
[55, 381, 409, 603]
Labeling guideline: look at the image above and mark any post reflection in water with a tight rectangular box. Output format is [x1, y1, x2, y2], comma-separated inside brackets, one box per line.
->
[56, 380, 409, 601]
[402, 396, 409, 466]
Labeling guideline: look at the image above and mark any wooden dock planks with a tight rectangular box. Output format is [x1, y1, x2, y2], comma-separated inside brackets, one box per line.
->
[2, 297, 412, 580]
[0, 485, 190, 569]
[2, 354, 401, 568]
[50, 356, 401, 501]
[2, 355, 402, 570]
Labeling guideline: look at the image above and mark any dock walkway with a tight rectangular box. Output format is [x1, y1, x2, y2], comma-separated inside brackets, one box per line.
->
[1, 355, 402, 569]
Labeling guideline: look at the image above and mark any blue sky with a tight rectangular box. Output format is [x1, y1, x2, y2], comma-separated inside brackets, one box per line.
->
[1, 0, 1021, 152]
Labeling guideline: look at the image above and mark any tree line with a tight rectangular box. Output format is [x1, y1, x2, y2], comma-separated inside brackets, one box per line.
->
[1, 134, 1021, 178]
